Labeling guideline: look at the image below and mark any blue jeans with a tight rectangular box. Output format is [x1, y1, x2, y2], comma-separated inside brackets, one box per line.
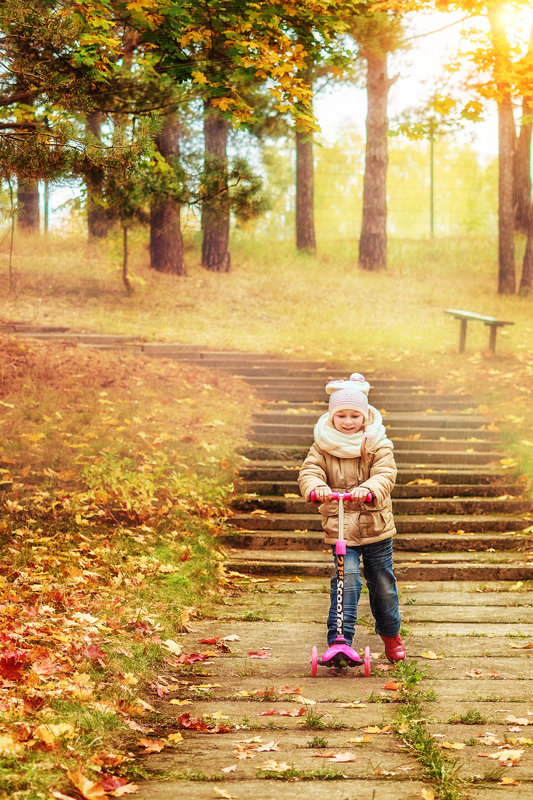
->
[327, 538, 401, 646]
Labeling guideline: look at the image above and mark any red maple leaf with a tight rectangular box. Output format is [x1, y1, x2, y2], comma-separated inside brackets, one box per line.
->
[0, 650, 31, 680]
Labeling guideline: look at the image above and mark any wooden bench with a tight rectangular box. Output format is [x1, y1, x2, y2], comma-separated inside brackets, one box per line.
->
[444, 309, 514, 353]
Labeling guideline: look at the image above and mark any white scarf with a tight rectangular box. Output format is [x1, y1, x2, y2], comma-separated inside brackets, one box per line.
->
[313, 406, 393, 458]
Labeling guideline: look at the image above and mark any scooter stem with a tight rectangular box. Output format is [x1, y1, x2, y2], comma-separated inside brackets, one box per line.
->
[336, 495, 346, 556]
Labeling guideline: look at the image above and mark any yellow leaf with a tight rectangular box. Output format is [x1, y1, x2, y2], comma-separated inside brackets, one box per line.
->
[214, 788, 237, 800]
[0, 734, 23, 755]
[420, 790, 435, 800]
[211, 97, 232, 112]
[441, 741, 466, 750]
[420, 650, 442, 659]
[192, 70, 208, 84]
[34, 723, 77, 744]
[167, 732, 184, 743]
[162, 639, 182, 655]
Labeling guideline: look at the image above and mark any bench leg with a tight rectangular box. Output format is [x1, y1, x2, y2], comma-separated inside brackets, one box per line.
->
[459, 319, 467, 353]
[488, 324, 498, 353]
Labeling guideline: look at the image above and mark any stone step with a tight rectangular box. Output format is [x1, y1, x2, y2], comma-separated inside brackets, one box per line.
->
[0, 324, 70, 334]
[251, 421, 498, 440]
[231, 494, 532, 516]
[24, 332, 140, 344]
[238, 463, 508, 484]
[238, 479, 523, 498]
[243, 375, 462, 394]
[259, 408, 488, 424]
[229, 512, 531, 533]
[225, 548, 533, 580]
[249, 433, 499, 451]
[251, 389, 474, 408]
[240, 445, 504, 464]
[252, 416, 492, 439]
[222, 529, 531, 553]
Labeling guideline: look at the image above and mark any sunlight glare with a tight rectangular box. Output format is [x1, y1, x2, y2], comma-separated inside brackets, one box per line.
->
[499, 5, 533, 50]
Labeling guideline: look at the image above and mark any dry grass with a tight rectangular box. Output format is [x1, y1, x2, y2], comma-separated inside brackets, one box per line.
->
[1, 229, 530, 362]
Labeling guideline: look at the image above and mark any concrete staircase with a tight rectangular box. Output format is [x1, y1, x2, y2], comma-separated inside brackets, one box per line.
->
[4, 328, 532, 581]
[211, 354, 532, 582]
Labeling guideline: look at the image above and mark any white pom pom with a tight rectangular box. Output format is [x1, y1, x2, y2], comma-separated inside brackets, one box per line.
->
[349, 373, 370, 395]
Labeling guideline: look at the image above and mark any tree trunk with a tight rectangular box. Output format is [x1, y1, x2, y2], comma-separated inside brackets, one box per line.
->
[514, 22, 533, 234]
[150, 113, 185, 274]
[295, 67, 316, 252]
[201, 100, 230, 272]
[17, 178, 39, 232]
[359, 49, 389, 271]
[514, 99, 532, 235]
[295, 131, 316, 252]
[488, 2, 516, 294]
[43, 181, 50, 234]
[496, 95, 516, 294]
[520, 198, 533, 295]
[86, 111, 109, 240]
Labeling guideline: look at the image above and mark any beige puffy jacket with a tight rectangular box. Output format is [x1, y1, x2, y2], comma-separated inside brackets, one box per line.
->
[298, 443, 397, 546]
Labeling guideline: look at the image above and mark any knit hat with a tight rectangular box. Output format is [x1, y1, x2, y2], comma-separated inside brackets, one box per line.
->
[326, 373, 370, 421]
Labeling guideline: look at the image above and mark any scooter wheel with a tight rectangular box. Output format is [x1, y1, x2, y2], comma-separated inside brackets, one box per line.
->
[364, 645, 371, 677]
[311, 646, 318, 677]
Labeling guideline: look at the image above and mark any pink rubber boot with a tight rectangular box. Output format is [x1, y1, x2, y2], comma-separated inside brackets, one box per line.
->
[381, 634, 405, 663]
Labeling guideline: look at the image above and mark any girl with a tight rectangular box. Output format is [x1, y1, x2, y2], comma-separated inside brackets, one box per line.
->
[298, 373, 405, 663]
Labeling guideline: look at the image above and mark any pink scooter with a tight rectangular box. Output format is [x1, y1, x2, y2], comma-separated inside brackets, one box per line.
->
[309, 490, 372, 678]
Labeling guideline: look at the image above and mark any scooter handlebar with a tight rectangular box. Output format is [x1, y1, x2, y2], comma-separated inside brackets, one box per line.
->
[310, 490, 373, 503]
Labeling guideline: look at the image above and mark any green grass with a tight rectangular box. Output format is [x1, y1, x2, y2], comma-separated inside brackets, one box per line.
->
[394, 661, 466, 800]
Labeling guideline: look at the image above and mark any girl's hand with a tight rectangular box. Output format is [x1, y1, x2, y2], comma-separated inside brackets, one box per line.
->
[313, 485, 332, 502]
[350, 486, 370, 503]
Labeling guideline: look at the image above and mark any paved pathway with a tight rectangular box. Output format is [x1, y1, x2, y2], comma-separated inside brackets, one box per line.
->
[3, 327, 532, 799]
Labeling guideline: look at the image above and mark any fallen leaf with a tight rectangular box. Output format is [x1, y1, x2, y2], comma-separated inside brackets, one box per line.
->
[382, 681, 402, 691]
[441, 742, 466, 750]
[138, 738, 166, 753]
[257, 760, 292, 772]
[420, 790, 435, 800]
[34, 723, 77, 745]
[361, 725, 392, 734]
[213, 788, 236, 799]
[506, 716, 530, 727]
[257, 708, 306, 717]
[420, 651, 442, 660]
[248, 651, 271, 659]
[327, 751, 356, 762]
[498, 777, 520, 786]
[162, 639, 182, 655]
[66, 765, 108, 800]
[256, 740, 280, 752]
[0, 734, 23, 755]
